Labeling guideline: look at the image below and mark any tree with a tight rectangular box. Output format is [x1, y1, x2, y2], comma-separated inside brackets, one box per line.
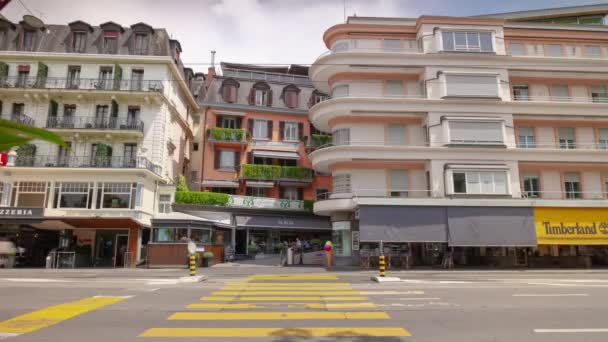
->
[176, 175, 188, 192]
[0, 118, 68, 151]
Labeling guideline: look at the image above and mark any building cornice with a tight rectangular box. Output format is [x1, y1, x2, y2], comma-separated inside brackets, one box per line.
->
[198, 101, 309, 116]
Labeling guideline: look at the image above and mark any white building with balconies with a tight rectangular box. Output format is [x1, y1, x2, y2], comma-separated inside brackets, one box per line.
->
[0, 16, 198, 267]
[309, 4, 608, 268]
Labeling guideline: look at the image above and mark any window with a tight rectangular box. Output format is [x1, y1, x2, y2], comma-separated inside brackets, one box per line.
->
[221, 79, 239, 103]
[558, 127, 576, 149]
[127, 106, 140, 128]
[390, 170, 408, 197]
[591, 85, 607, 103]
[386, 80, 404, 96]
[509, 43, 525, 56]
[512, 85, 530, 101]
[66, 66, 81, 89]
[253, 156, 271, 165]
[332, 85, 349, 98]
[564, 173, 581, 199]
[388, 124, 407, 145]
[332, 128, 350, 146]
[331, 41, 349, 52]
[281, 187, 300, 200]
[103, 33, 118, 54]
[134, 33, 149, 55]
[255, 89, 268, 106]
[98, 67, 113, 90]
[72, 31, 87, 52]
[247, 187, 267, 197]
[15, 182, 47, 207]
[57, 141, 71, 166]
[56, 182, 91, 208]
[219, 150, 236, 170]
[448, 120, 504, 145]
[598, 128, 608, 149]
[193, 143, 199, 151]
[316, 188, 329, 200]
[123, 143, 137, 167]
[253, 119, 269, 139]
[283, 86, 299, 108]
[158, 194, 171, 213]
[452, 171, 508, 195]
[283, 122, 299, 141]
[100, 182, 135, 209]
[211, 187, 236, 195]
[131, 69, 144, 91]
[190, 171, 198, 181]
[551, 85, 569, 101]
[518, 127, 536, 148]
[95, 105, 109, 128]
[547, 44, 563, 57]
[445, 74, 498, 98]
[153, 228, 176, 242]
[585, 45, 601, 58]
[16, 69, 29, 88]
[333, 174, 351, 194]
[12, 103, 24, 116]
[22, 30, 35, 51]
[383, 39, 401, 50]
[310, 91, 329, 107]
[220, 116, 237, 129]
[442, 31, 493, 52]
[190, 228, 212, 244]
[522, 173, 540, 198]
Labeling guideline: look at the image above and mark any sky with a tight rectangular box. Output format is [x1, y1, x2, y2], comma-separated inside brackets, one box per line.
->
[1, 0, 605, 73]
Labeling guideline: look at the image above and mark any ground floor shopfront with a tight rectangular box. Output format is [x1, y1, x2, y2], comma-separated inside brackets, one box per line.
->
[333, 205, 608, 268]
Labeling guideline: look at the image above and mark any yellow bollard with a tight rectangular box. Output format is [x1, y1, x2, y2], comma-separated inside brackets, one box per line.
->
[379, 255, 386, 277]
[189, 254, 196, 276]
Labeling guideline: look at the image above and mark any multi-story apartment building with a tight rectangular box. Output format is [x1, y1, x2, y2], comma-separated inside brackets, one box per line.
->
[181, 62, 332, 257]
[0, 15, 198, 267]
[309, 4, 608, 267]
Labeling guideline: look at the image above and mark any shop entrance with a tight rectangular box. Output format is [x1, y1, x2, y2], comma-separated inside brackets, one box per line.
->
[235, 229, 247, 255]
[114, 234, 129, 267]
[94, 230, 128, 267]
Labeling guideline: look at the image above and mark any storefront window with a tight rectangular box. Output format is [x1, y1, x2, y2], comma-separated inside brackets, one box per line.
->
[56, 182, 91, 208]
[332, 221, 352, 257]
[101, 182, 135, 209]
[190, 228, 212, 244]
[152, 228, 212, 243]
[153, 228, 176, 242]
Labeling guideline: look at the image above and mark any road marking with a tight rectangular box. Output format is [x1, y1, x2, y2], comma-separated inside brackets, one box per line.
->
[140, 327, 411, 337]
[396, 297, 441, 301]
[246, 274, 339, 281]
[225, 282, 350, 287]
[212, 291, 361, 296]
[359, 291, 425, 295]
[220, 287, 353, 291]
[306, 303, 377, 309]
[534, 329, 608, 333]
[186, 303, 378, 309]
[513, 294, 589, 297]
[0, 278, 71, 283]
[0, 332, 19, 340]
[168, 311, 389, 320]
[528, 282, 608, 288]
[0, 296, 128, 334]
[187, 303, 260, 309]
[200, 296, 368, 301]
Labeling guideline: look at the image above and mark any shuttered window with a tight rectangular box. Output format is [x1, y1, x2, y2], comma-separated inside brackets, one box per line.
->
[386, 80, 404, 96]
[518, 127, 535, 148]
[448, 121, 503, 145]
[509, 43, 525, 56]
[332, 128, 350, 146]
[598, 128, 608, 149]
[390, 170, 408, 197]
[558, 127, 576, 149]
[332, 85, 349, 98]
[445, 74, 498, 98]
[333, 174, 351, 194]
[388, 124, 407, 145]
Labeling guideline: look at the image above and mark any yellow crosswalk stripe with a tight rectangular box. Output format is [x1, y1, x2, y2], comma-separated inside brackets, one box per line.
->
[140, 327, 411, 337]
[226, 282, 350, 287]
[169, 311, 389, 320]
[185, 302, 378, 309]
[0, 296, 128, 334]
[213, 291, 361, 296]
[306, 303, 378, 309]
[200, 296, 368, 301]
[246, 274, 339, 281]
[221, 287, 353, 291]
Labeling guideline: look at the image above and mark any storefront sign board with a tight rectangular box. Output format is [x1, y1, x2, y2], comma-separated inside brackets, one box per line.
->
[535, 208, 608, 245]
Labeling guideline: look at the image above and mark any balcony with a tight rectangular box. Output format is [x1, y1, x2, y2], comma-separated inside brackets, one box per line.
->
[306, 134, 332, 151]
[207, 127, 248, 145]
[2, 113, 35, 126]
[239, 164, 313, 183]
[46, 116, 144, 133]
[228, 195, 309, 211]
[222, 68, 311, 87]
[11, 155, 161, 176]
[512, 94, 608, 104]
[0, 76, 165, 93]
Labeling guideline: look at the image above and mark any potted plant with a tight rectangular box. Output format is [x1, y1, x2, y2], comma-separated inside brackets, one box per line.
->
[202, 251, 214, 267]
[247, 245, 258, 259]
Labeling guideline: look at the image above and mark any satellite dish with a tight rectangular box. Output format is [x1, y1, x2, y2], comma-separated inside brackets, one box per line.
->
[22, 15, 44, 29]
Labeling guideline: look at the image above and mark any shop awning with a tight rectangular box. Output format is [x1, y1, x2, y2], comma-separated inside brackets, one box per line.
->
[177, 210, 233, 227]
[202, 180, 240, 188]
[252, 150, 299, 160]
[246, 181, 275, 188]
[359, 206, 448, 242]
[236, 215, 331, 230]
[447, 207, 536, 247]
[152, 212, 216, 229]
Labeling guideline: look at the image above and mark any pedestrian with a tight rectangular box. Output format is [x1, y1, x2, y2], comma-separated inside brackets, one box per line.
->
[296, 238, 303, 265]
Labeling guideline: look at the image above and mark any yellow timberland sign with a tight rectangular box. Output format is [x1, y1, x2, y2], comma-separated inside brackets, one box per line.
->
[535, 208, 608, 245]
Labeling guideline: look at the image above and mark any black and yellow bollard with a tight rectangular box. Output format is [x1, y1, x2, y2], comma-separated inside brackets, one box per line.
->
[379, 255, 386, 277]
[189, 254, 196, 276]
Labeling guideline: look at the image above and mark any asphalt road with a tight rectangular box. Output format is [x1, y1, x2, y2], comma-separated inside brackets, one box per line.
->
[0, 266, 608, 341]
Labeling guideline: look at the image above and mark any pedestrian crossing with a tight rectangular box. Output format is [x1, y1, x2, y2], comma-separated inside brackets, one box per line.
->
[139, 273, 412, 338]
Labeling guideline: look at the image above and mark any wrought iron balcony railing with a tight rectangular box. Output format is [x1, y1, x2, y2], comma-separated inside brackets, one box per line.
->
[12, 155, 161, 176]
[0, 76, 165, 93]
[2, 113, 35, 126]
[46, 116, 144, 132]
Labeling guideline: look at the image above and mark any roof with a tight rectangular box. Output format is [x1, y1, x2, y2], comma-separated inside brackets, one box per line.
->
[476, 3, 608, 20]
[221, 62, 309, 75]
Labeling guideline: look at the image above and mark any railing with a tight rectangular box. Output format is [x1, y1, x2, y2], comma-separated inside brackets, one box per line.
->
[46, 116, 144, 132]
[12, 155, 161, 175]
[251, 140, 299, 149]
[228, 195, 307, 211]
[513, 94, 608, 103]
[309, 141, 608, 151]
[306, 134, 332, 149]
[520, 190, 606, 200]
[0, 76, 165, 92]
[3, 113, 35, 126]
[222, 68, 312, 86]
[207, 127, 247, 143]
[317, 44, 424, 59]
[239, 164, 313, 182]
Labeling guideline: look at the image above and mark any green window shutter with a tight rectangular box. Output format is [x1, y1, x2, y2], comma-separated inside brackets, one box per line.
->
[113, 64, 122, 90]
[0, 62, 8, 79]
[111, 99, 118, 117]
[36, 62, 48, 88]
[48, 100, 58, 116]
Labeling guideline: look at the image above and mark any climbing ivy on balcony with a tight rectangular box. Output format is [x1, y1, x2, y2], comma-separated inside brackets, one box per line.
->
[208, 127, 246, 142]
[0, 62, 8, 79]
[113, 64, 122, 90]
[311, 134, 332, 147]
[174, 191, 229, 206]
[241, 164, 313, 181]
[36, 62, 48, 88]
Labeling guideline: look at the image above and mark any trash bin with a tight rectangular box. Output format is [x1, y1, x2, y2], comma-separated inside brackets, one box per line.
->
[287, 247, 293, 265]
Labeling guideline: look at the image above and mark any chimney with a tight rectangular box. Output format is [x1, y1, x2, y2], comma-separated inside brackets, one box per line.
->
[206, 50, 217, 86]
[210, 50, 216, 68]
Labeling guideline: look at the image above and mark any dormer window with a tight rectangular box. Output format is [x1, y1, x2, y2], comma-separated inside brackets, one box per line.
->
[72, 31, 86, 52]
[134, 33, 149, 55]
[220, 78, 239, 103]
[281, 84, 300, 109]
[248, 81, 272, 107]
[103, 32, 118, 54]
[22, 30, 35, 51]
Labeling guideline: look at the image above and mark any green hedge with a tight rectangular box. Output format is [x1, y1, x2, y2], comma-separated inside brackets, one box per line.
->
[208, 127, 246, 142]
[241, 164, 313, 181]
[174, 191, 229, 206]
[303, 200, 314, 212]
